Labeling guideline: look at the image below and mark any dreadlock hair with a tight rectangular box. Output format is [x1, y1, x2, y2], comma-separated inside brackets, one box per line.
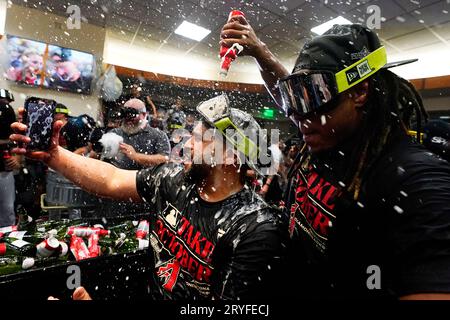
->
[344, 69, 429, 200]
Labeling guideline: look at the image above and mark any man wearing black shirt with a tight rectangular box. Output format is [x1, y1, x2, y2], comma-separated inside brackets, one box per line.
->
[221, 21, 450, 299]
[11, 95, 285, 300]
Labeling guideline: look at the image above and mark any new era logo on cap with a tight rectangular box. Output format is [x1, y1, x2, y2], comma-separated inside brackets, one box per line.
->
[345, 60, 373, 85]
[346, 70, 359, 83]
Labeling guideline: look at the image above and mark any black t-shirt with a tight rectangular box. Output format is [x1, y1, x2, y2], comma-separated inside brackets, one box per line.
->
[284, 133, 450, 299]
[136, 163, 285, 300]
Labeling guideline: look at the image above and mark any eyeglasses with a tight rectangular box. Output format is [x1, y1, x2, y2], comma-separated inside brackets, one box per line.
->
[120, 107, 145, 120]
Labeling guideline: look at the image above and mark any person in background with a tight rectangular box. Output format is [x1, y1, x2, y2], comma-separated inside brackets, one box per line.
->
[258, 142, 284, 205]
[184, 113, 196, 133]
[97, 98, 171, 217]
[0, 89, 21, 226]
[120, 81, 158, 121]
[54, 103, 70, 125]
[111, 98, 170, 170]
[60, 114, 97, 155]
[422, 119, 450, 162]
[54, 103, 71, 150]
[166, 97, 187, 148]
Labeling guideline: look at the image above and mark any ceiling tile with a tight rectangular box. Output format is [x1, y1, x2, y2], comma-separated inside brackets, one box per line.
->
[240, 7, 280, 30]
[393, 0, 441, 13]
[285, 1, 338, 31]
[386, 27, 441, 51]
[139, 24, 172, 42]
[184, 7, 227, 32]
[106, 13, 141, 33]
[186, 0, 257, 18]
[323, 0, 371, 14]
[409, 1, 450, 26]
[259, 0, 306, 17]
[202, 32, 222, 50]
[257, 17, 309, 43]
[80, 0, 114, 26]
[166, 33, 198, 51]
[376, 12, 425, 40]
[342, 0, 405, 23]
[269, 40, 302, 60]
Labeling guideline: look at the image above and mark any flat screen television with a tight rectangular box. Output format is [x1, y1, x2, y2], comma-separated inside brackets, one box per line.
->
[6, 35, 95, 94]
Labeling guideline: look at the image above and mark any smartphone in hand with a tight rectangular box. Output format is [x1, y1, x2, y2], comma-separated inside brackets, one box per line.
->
[23, 97, 57, 151]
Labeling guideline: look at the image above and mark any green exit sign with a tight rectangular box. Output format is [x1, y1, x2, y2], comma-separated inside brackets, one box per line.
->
[261, 108, 275, 119]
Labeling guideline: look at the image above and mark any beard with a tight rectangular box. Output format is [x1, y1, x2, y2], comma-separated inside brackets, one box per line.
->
[121, 119, 147, 135]
[186, 163, 210, 185]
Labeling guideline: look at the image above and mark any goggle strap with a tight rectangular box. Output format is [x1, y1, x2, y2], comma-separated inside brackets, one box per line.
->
[335, 46, 387, 93]
[214, 117, 259, 160]
[55, 108, 69, 114]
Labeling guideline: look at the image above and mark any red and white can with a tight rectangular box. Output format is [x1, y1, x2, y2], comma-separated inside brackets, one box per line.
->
[88, 233, 100, 258]
[136, 220, 149, 239]
[59, 241, 69, 257]
[36, 237, 61, 258]
[69, 236, 90, 261]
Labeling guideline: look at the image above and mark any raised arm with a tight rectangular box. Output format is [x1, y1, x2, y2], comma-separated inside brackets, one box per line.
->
[10, 117, 141, 202]
[220, 15, 290, 107]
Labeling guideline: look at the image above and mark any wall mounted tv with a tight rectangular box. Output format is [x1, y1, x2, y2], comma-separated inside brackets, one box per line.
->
[6, 35, 95, 94]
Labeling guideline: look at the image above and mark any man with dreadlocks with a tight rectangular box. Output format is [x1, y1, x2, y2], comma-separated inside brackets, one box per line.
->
[221, 21, 450, 299]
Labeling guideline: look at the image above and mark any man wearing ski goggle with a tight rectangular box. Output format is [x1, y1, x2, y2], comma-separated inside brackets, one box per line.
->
[221, 20, 450, 301]
[279, 46, 390, 119]
[196, 94, 273, 176]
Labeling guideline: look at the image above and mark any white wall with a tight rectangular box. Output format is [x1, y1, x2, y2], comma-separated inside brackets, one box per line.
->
[0, 4, 105, 118]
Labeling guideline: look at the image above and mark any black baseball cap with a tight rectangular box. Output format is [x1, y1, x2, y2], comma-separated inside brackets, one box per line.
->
[293, 24, 417, 74]
[278, 24, 418, 117]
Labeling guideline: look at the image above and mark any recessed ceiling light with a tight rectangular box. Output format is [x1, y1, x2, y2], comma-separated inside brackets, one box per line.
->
[311, 16, 352, 35]
[174, 20, 211, 41]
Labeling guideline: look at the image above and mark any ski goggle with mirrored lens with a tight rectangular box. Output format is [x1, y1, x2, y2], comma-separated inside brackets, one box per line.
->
[279, 46, 388, 117]
[120, 107, 146, 120]
[196, 94, 259, 161]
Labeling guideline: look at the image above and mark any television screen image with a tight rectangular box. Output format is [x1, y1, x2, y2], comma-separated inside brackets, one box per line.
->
[6, 35, 95, 94]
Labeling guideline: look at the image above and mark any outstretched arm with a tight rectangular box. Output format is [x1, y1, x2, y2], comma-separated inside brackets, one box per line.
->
[10, 115, 141, 202]
[48, 146, 140, 202]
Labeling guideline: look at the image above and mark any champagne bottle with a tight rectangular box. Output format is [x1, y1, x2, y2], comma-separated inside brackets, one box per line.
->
[16, 206, 35, 232]
[4, 230, 46, 244]
[114, 236, 149, 253]
[98, 233, 126, 252]
[108, 221, 138, 237]
[0, 238, 36, 257]
[36, 219, 86, 233]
